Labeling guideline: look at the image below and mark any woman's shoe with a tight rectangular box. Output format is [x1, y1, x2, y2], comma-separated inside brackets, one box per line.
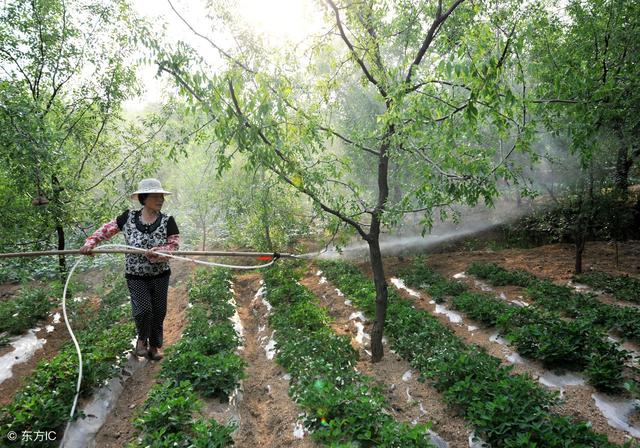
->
[147, 347, 163, 361]
[135, 339, 148, 357]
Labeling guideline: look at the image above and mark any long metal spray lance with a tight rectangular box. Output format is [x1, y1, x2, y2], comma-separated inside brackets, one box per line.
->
[0, 248, 302, 260]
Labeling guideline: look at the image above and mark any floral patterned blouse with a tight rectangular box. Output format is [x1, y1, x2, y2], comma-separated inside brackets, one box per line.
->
[85, 209, 180, 279]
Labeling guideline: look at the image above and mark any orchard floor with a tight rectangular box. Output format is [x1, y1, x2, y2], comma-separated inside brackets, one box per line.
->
[357, 240, 640, 445]
[1, 240, 639, 446]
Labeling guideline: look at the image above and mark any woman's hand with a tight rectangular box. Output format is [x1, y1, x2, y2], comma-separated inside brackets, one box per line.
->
[146, 248, 169, 263]
[79, 244, 94, 256]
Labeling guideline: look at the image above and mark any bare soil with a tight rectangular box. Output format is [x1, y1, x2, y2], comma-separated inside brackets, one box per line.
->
[232, 273, 318, 448]
[95, 266, 319, 448]
[0, 282, 20, 302]
[416, 240, 640, 285]
[4, 240, 640, 446]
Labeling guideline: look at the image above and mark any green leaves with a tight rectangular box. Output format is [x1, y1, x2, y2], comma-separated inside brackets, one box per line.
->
[574, 272, 640, 304]
[466, 261, 634, 391]
[131, 380, 234, 447]
[0, 287, 54, 341]
[0, 0, 165, 256]
[263, 264, 433, 446]
[530, 0, 640, 167]
[320, 259, 618, 447]
[131, 268, 239, 446]
[162, 268, 245, 399]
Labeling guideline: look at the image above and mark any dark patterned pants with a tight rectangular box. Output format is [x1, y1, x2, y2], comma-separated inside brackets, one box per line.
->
[126, 275, 169, 348]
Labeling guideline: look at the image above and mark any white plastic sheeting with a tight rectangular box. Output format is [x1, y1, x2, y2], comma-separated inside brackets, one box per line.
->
[0, 330, 46, 383]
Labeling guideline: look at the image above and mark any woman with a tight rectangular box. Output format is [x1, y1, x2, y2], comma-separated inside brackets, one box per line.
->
[80, 178, 180, 361]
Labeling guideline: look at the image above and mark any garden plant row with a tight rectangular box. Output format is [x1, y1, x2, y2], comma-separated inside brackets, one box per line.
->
[129, 268, 242, 447]
[318, 260, 631, 447]
[467, 262, 640, 347]
[574, 271, 640, 304]
[263, 264, 434, 447]
[0, 260, 102, 345]
[0, 285, 62, 346]
[398, 260, 629, 392]
[0, 276, 136, 445]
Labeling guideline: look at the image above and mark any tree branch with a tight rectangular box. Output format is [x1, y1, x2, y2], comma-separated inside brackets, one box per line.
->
[46, 0, 68, 116]
[405, 0, 465, 84]
[405, 78, 471, 95]
[410, 144, 471, 180]
[325, 0, 386, 97]
[434, 101, 469, 122]
[75, 116, 108, 181]
[31, 0, 46, 101]
[531, 98, 580, 104]
[0, 48, 36, 96]
[489, 140, 518, 176]
[356, 3, 386, 77]
[166, 0, 256, 75]
[85, 119, 169, 192]
[325, 178, 373, 213]
[158, 64, 206, 104]
[227, 78, 369, 239]
[496, 21, 517, 69]
[319, 126, 380, 156]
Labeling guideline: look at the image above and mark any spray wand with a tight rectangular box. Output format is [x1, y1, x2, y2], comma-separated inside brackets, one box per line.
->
[0, 248, 301, 261]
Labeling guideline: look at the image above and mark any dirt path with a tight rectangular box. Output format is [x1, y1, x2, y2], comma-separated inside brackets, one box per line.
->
[301, 267, 473, 448]
[233, 273, 318, 448]
[93, 262, 192, 447]
[418, 240, 640, 286]
[383, 256, 639, 445]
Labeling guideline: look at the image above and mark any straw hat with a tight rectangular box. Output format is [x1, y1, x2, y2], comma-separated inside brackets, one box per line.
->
[130, 178, 172, 200]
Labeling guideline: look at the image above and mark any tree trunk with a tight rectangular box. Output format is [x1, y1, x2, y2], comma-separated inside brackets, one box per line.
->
[202, 225, 207, 251]
[614, 130, 632, 198]
[259, 171, 274, 252]
[615, 147, 631, 197]
[574, 172, 591, 275]
[368, 236, 387, 363]
[51, 175, 66, 274]
[56, 223, 66, 273]
[263, 220, 273, 252]
[575, 232, 585, 274]
[368, 119, 392, 363]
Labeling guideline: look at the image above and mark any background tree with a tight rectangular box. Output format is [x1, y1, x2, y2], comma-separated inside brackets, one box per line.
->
[530, 0, 640, 196]
[164, 143, 313, 252]
[215, 165, 313, 252]
[526, 0, 640, 271]
[0, 0, 166, 274]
